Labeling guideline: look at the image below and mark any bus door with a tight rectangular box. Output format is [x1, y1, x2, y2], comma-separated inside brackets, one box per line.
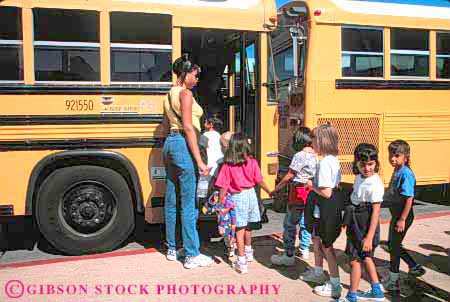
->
[232, 32, 259, 148]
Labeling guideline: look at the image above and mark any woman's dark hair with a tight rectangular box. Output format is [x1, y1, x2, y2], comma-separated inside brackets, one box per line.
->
[292, 126, 313, 152]
[172, 54, 200, 83]
[352, 143, 380, 174]
[388, 139, 411, 166]
[224, 132, 252, 165]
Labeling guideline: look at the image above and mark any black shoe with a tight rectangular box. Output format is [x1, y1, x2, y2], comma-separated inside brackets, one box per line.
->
[409, 265, 426, 277]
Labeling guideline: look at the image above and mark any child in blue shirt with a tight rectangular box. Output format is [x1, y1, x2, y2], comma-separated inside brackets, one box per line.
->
[383, 140, 425, 291]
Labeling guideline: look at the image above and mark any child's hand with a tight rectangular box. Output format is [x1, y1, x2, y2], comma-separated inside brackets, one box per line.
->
[395, 219, 406, 232]
[362, 237, 373, 252]
[306, 179, 313, 189]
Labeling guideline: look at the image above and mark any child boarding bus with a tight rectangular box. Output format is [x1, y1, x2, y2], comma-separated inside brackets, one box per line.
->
[270, 0, 450, 211]
[0, 0, 278, 255]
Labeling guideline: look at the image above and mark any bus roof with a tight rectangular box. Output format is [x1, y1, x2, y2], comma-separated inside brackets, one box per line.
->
[2, 0, 276, 31]
[281, 0, 450, 30]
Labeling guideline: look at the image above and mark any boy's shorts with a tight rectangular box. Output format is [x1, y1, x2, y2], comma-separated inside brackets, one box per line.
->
[230, 188, 260, 228]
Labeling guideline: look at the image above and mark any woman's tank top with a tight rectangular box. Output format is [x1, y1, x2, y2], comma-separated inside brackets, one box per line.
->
[164, 86, 203, 133]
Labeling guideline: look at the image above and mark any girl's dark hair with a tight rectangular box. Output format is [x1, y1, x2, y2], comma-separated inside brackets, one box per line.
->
[292, 126, 313, 152]
[206, 116, 223, 132]
[352, 143, 380, 174]
[224, 132, 252, 165]
[172, 54, 200, 83]
[388, 139, 411, 166]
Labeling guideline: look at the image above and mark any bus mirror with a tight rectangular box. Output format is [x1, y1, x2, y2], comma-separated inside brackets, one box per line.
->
[286, 6, 307, 18]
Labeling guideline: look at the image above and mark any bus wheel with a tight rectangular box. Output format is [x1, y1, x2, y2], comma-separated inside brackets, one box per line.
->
[35, 165, 135, 255]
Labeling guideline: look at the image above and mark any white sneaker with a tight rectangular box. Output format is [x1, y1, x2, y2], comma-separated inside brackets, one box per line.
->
[166, 249, 177, 261]
[299, 248, 310, 260]
[232, 260, 248, 274]
[299, 268, 328, 283]
[270, 253, 295, 266]
[314, 282, 342, 298]
[183, 254, 213, 269]
[245, 249, 254, 262]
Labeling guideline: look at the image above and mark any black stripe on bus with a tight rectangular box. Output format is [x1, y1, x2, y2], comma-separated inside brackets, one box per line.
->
[0, 84, 171, 95]
[336, 79, 450, 90]
[0, 114, 164, 126]
[0, 138, 163, 152]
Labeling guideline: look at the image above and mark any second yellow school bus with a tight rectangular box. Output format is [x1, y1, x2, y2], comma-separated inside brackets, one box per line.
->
[270, 0, 450, 210]
[0, 0, 278, 255]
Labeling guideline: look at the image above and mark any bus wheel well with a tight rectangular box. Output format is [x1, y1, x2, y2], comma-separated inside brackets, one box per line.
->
[26, 150, 144, 216]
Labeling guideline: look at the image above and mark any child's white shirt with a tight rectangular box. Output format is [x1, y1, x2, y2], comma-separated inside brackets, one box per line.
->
[199, 130, 223, 176]
[351, 173, 384, 206]
[315, 155, 341, 188]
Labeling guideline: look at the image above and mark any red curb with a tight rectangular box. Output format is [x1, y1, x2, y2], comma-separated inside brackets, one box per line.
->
[0, 247, 158, 270]
[1, 211, 450, 270]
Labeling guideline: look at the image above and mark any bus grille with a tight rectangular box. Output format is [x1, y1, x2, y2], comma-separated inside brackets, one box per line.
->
[317, 117, 380, 155]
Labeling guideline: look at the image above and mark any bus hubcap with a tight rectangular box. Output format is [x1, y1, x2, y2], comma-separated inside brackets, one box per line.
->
[61, 182, 116, 235]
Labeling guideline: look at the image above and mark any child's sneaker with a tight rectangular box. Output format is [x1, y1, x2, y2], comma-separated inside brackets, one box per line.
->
[299, 248, 310, 260]
[183, 254, 213, 269]
[335, 298, 356, 302]
[245, 249, 254, 262]
[166, 249, 177, 261]
[232, 260, 248, 274]
[357, 289, 385, 301]
[408, 265, 426, 277]
[270, 253, 295, 266]
[299, 267, 328, 283]
[314, 282, 342, 298]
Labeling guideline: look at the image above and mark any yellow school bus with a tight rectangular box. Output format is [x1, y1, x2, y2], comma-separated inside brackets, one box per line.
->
[270, 0, 450, 209]
[0, 0, 278, 255]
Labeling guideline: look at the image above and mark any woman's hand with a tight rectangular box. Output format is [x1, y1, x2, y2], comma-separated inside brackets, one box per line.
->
[197, 161, 210, 176]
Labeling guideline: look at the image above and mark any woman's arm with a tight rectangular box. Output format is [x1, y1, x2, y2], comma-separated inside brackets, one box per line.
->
[179, 89, 208, 175]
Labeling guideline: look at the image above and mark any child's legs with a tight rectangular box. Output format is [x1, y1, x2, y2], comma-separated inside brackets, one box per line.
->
[322, 244, 340, 278]
[313, 236, 324, 268]
[299, 211, 311, 250]
[350, 260, 362, 293]
[363, 257, 380, 284]
[244, 228, 252, 247]
[236, 227, 246, 257]
[389, 217, 415, 273]
[283, 207, 300, 256]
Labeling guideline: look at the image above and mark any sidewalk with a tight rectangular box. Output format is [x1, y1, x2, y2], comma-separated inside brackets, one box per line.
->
[0, 214, 449, 302]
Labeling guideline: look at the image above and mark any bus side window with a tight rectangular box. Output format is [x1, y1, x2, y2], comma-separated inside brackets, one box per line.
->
[437, 32, 450, 79]
[0, 6, 23, 82]
[391, 28, 429, 78]
[33, 8, 100, 83]
[341, 26, 383, 78]
[110, 12, 172, 84]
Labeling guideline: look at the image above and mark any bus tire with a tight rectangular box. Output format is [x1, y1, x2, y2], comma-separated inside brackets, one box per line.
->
[35, 165, 135, 255]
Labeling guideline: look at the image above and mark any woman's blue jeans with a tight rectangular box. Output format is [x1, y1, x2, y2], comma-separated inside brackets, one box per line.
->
[163, 133, 200, 257]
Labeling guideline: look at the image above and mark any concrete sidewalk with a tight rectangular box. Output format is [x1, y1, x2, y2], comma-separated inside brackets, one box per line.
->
[0, 214, 449, 302]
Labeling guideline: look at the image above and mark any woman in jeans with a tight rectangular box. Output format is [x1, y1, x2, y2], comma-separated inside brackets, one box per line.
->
[163, 54, 213, 269]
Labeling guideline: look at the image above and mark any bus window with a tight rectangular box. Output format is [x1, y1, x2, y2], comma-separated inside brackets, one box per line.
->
[34, 9, 100, 82]
[437, 32, 450, 79]
[0, 7, 23, 82]
[341, 27, 383, 77]
[274, 48, 293, 81]
[391, 28, 429, 77]
[110, 12, 171, 83]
